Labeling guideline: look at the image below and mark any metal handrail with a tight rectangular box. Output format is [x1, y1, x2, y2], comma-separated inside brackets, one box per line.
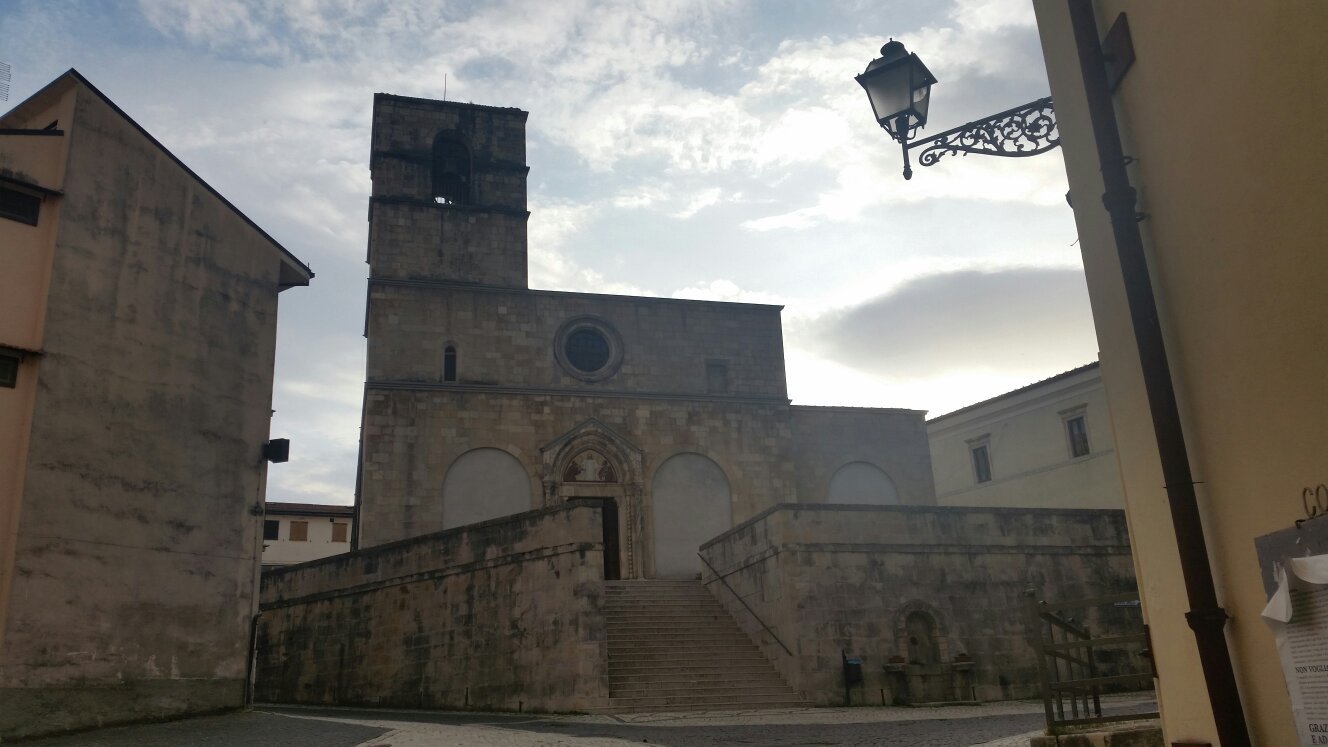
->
[697, 553, 793, 656]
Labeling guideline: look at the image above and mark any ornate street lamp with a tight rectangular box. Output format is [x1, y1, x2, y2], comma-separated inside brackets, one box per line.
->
[857, 40, 1060, 179]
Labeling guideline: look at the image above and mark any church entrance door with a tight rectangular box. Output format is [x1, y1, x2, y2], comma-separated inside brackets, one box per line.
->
[572, 496, 620, 580]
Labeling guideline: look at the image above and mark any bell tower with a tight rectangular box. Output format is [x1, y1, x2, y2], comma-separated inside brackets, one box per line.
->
[366, 93, 530, 287]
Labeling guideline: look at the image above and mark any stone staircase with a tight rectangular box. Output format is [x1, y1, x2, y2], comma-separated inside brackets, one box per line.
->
[600, 579, 808, 712]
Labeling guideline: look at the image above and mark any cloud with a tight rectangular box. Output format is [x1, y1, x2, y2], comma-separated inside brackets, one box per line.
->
[799, 266, 1098, 379]
[1, 0, 1081, 507]
[669, 278, 784, 305]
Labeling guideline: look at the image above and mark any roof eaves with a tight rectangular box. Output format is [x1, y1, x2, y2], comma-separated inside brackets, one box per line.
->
[926, 361, 1101, 423]
[8, 69, 314, 285]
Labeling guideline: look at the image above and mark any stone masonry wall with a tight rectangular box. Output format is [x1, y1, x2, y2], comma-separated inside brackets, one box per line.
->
[790, 406, 937, 506]
[366, 283, 788, 397]
[254, 501, 608, 712]
[359, 389, 799, 547]
[368, 202, 528, 287]
[700, 504, 1140, 705]
[369, 94, 528, 288]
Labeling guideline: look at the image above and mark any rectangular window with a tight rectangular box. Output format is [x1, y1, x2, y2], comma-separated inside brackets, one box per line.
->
[263, 519, 279, 541]
[0, 186, 40, 226]
[706, 361, 729, 393]
[0, 353, 17, 388]
[289, 520, 308, 542]
[971, 444, 992, 483]
[331, 522, 348, 543]
[1066, 415, 1091, 458]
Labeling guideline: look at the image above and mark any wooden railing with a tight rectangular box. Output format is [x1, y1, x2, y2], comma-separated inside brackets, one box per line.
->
[1025, 589, 1158, 733]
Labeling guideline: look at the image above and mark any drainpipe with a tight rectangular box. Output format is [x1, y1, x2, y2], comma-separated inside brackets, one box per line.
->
[1064, 1, 1250, 744]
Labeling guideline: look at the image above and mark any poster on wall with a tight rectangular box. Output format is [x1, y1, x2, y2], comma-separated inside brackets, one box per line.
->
[1261, 553, 1328, 746]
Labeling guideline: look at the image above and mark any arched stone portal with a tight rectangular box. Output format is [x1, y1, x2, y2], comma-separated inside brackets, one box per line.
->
[441, 448, 532, 529]
[541, 419, 644, 580]
[651, 453, 732, 579]
[827, 461, 900, 505]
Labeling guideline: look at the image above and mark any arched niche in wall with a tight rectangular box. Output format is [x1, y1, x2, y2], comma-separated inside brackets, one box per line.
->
[894, 600, 951, 666]
[826, 461, 900, 505]
[651, 452, 732, 579]
[441, 447, 532, 530]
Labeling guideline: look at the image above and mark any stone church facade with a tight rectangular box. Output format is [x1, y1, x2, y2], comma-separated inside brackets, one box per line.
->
[356, 93, 935, 578]
[255, 92, 1140, 712]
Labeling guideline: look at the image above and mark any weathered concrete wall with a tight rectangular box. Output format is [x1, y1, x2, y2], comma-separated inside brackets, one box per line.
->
[0, 74, 307, 739]
[255, 501, 608, 712]
[700, 504, 1141, 705]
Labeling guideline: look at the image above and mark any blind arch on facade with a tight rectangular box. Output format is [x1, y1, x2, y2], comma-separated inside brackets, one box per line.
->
[826, 461, 900, 505]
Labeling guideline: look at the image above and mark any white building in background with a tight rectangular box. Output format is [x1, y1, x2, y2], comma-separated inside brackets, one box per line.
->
[927, 362, 1124, 510]
[262, 502, 354, 569]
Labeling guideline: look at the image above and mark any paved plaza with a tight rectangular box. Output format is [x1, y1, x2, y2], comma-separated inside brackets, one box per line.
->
[24, 695, 1157, 747]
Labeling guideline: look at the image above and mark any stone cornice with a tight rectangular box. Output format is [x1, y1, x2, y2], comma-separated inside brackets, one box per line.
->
[366, 379, 791, 406]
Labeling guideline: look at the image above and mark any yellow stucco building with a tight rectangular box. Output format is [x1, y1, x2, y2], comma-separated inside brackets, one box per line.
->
[1033, 2, 1328, 744]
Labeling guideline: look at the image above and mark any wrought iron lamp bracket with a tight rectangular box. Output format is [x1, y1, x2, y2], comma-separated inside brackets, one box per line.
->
[894, 96, 1059, 179]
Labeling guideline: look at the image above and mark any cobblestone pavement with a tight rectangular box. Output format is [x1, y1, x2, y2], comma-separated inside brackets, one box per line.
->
[22, 695, 1157, 747]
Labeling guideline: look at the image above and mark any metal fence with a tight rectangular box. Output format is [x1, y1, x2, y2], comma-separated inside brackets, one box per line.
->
[1024, 589, 1158, 733]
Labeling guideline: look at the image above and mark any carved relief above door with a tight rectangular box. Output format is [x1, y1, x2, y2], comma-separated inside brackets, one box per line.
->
[540, 419, 644, 579]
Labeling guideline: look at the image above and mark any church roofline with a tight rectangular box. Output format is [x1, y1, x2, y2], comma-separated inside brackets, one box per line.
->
[368, 277, 785, 312]
[373, 92, 529, 119]
[789, 404, 928, 416]
[367, 379, 791, 406]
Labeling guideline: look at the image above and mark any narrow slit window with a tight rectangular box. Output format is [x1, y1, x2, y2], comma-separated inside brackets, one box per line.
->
[443, 345, 457, 382]
[1066, 415, 1090, 458]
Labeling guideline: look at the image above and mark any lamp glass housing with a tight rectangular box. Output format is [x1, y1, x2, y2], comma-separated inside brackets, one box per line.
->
[856, 51, 936, 142]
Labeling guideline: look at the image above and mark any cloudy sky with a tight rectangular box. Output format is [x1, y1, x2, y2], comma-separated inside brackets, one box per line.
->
[4, 0, 1098, 506]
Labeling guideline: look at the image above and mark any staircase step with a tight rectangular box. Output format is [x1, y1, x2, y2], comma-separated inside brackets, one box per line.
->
[603, 695, 809, 710]
[609, 672, 788, 685]
[610, 683, 797, 697]
[608, 631, 756, 642]
[600, 580, 807, 713]
[608, 662, 780, 675]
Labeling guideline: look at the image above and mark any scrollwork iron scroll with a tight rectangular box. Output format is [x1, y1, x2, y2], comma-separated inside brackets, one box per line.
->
[908, 97, 1059, 170]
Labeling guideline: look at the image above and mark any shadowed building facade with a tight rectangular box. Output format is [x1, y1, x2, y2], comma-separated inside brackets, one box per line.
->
[0, 70, 311, 739]
[355, 93, 936, 578]
[255, 92, 1139, 713]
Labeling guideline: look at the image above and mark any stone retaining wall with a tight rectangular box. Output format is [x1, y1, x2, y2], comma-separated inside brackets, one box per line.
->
[254, 501, 608, 712]
[700, 504, 1142, 705]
